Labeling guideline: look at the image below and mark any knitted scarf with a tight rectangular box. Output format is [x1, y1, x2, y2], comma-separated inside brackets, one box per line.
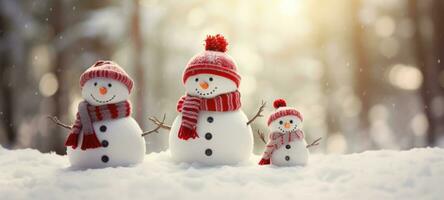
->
[176, 91, 241, 140]
[258, 130, 304, 165]
[65, 100, 131, 150]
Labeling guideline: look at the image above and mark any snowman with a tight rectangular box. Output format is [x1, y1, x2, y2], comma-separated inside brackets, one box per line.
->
[154, 34, 263, 165]
[62, 60, 145, 169]
[258, 99, 309, 166]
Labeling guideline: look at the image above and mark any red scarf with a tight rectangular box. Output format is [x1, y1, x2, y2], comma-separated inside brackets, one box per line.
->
[258, 130, 304, 165]
[176, 91, 241, 140]
[65, 100, 131, 150]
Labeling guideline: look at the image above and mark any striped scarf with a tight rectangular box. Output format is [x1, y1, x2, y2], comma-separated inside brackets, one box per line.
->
[258, 130, 304, 165]
[176, 91, 241, 140]
[65, 100, 131, 150]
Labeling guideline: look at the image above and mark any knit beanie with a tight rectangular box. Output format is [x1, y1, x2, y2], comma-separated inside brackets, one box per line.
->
[80, 60, 134, 93]
[267, 99, 303, 125]
[182, 34, 241, 87]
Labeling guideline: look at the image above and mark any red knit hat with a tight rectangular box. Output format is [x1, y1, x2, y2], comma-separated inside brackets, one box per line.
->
[182, 34, 241, 87]
[267, 99, 303, 125]
[80, 60, 134, 92]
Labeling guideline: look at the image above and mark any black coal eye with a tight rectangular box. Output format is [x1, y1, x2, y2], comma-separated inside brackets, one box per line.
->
[108, 83, 112, 87]
[279, 121, 283, 125]
[209, 77, 213, 82]
[290, 120, 293, 124]
[94, 82, 97, 86]
[195, 78, 199, 82]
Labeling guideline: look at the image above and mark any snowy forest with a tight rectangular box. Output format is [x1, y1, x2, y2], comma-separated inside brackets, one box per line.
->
[1, 0, 444, 155]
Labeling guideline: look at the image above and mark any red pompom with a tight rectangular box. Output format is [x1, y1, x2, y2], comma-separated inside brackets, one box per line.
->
[273, 99, 287, 109]
[205, 34, 228, 52]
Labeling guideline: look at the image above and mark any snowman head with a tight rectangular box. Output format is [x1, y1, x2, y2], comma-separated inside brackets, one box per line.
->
[268, 99, 303, 133]
[184, 74, 237, 98]
[269, 115, 303, 133]
[79, 60, 133, 106]
[182, 34, 241, 98]
[81, 78, 130, 106]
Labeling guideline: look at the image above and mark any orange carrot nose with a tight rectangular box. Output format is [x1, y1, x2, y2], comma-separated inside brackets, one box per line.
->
[284, 122, 291, 129]
[199, 81, 209, 90]
[99, 87, 108, 95]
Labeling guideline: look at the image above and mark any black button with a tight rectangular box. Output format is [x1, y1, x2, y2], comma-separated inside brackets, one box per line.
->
[101, 140, 109, 147]
[286, 144, 291, 149]
[205, 148, 212, 156]
[205, 133, 212, 140]
[100, 125, 107, 132]
[101, 155, 109, 163]
[285, 156, 290, 161]
[207, 117, 214, 123]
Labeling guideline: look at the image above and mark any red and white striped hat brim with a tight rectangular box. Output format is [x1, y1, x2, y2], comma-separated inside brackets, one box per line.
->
[267, 107, 303, 125]
[79, 61, 134, 92]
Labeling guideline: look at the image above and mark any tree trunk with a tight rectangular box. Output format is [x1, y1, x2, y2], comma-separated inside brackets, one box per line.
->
[0, 1, 22, 148]
[0, 32, 16, 147]
[351, 0, 372, 149]
[409, 0, 439, 146]
[430, 0, 444, 144]
[131, 0, 145, 127]
[49, 0, 68, 154]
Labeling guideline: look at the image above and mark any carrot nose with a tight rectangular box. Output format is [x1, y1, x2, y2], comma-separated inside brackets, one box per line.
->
[199, 81, 209, 90]
[99, 87, 108, 95]
[284, 122, 291, 129]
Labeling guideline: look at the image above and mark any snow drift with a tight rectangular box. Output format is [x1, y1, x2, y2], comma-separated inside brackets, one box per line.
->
[0, 147, 443, 200]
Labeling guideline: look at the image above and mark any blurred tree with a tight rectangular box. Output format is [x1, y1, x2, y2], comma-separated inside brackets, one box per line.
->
[430, 0, 444, 144]
[409, 0, 444, 146]
[0, 13, 16, 147]
[48, 0, 69, 154]
[351, 0, 373, 149]
[0, 0, 29, 148]
[131, 0, 145, 126]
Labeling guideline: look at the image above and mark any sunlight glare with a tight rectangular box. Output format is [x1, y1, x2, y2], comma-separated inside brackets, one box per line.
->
[388, 64, 423, 90]
[278, 0, 301, 16]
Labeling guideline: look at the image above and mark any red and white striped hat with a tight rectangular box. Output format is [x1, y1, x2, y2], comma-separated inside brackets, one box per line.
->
[182, 34, 241, 87]
[267, 99, 303, 125]
[80, 60, 134, 93]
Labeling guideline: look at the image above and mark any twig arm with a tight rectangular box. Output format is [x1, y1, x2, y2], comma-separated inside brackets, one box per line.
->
[142, 114, 171, 137]
[141, 128, 159, 137]
[247, 101, 266, 125]
[149, 114, 171, 130]
[306, 137, 322, 148]
[47, 116, 72, 130]
[256, 129, 267, 144]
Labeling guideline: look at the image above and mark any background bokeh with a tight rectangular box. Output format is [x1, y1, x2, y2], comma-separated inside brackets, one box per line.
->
[1, 0, 443, 155]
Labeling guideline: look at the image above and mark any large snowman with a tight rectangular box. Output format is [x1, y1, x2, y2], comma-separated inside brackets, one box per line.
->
[64, 60, 145, 169]
[167, 34, 261, 165]
[258, 99, 309, 166]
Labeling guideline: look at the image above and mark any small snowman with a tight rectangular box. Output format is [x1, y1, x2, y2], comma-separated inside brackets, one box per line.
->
[258, 99, 311, 166]
[59, 60, 146, 169]
[151, 34, 264, 165]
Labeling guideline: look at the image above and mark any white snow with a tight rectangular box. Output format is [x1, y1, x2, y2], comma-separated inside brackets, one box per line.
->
[0, 147, 443, 200]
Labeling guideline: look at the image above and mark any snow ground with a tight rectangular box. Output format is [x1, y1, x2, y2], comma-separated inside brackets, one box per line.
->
[0, 147, 443, 200]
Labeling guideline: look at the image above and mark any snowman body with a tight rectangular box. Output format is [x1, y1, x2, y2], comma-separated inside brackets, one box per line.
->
[67, 117, 145, 169]
[169, 72, 253, 165]
[171, 35, 255, 165]
[259, 102, 309, 167]
[170, 110, 253, 165]
[66, 75, 146, 169]
[270, 138, 308, 166]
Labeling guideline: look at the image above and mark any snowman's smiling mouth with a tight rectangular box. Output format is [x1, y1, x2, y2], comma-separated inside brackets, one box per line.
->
[90, 94, 116, 104]
[195, 86, 218, 96]
[278, 126, 297, 133]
